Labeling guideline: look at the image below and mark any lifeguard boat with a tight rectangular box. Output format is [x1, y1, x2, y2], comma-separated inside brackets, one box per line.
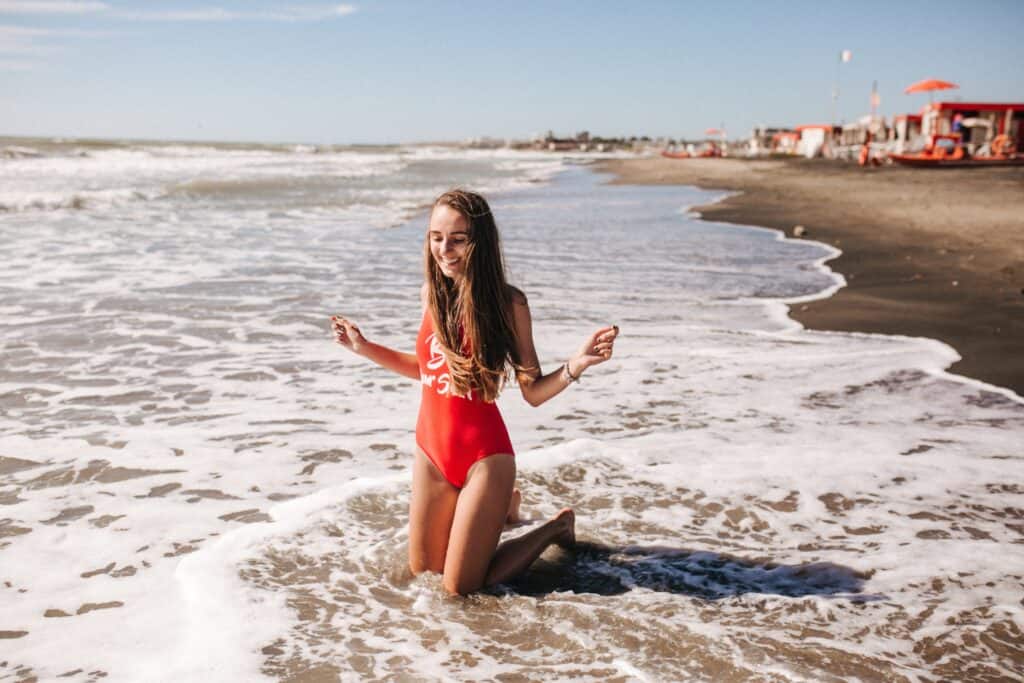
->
[889, 132, 1024, 167]
[660, 149, 691, 159]
[661, 143, 722, 159]
[695, 142, 723, 158]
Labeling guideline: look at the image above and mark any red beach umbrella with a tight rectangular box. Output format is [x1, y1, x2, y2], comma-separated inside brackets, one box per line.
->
[904, 78, 959, 94]
[904, 79, 959, 103]
[704, 128, 723, 136]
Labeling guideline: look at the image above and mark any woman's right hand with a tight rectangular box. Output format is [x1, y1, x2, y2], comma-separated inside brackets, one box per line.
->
[331, 315, 367, 354]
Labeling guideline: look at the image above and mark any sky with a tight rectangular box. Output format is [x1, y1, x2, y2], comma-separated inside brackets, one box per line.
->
[2, 0, 1023, 144]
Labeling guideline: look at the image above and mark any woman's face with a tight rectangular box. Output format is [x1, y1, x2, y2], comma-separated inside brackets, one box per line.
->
[428, 204, 470, 280]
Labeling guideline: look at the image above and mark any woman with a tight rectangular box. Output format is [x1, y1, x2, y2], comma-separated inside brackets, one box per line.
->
[331, 189, 618, 596]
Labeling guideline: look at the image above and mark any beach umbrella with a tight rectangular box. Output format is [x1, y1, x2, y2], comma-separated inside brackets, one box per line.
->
[904, 79, 959, 103]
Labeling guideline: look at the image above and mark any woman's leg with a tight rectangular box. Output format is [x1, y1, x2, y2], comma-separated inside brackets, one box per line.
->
[484, 508, 574, 587]
[506, 488, 522, 524]
[441, 454, 515, 594]
[408, 447, 459, 575]
[442, 455, 575, 595]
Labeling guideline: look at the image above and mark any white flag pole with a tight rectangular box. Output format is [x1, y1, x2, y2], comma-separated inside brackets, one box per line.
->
[833, 49, 852, 125]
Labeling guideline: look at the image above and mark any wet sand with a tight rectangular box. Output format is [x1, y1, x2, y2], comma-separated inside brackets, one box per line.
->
[597, 157, 1024, 396]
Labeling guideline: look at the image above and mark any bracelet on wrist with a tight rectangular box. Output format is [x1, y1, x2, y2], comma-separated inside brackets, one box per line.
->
[562, 361, 580, 384]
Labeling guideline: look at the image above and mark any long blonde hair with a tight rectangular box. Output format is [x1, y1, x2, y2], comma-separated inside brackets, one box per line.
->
[424, 189, 525, 402]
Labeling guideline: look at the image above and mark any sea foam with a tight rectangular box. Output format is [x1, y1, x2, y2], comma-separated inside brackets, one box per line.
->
[1, 153, 1021, 681]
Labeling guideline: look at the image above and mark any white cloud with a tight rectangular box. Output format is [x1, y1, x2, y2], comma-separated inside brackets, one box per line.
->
[114, 7, 236, 22]
[0, 1, 109, 13]
[0, 24, 54, 37]
[0, 2, 354, 69]
[0, 23, 104, 58]
[258, 4, 357, 21]
[0, 23, 108, 39]
[116, 4, 356, 22]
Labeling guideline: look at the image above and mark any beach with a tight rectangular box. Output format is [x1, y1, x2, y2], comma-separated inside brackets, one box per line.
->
[599, 156, 1024, 397]
[2, 141, 1023, 680]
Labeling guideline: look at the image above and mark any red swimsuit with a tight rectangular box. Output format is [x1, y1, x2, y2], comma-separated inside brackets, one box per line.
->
[415, 310, 514, 488]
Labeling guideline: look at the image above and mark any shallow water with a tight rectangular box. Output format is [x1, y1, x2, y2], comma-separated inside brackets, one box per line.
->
[1, 145, 1022, 682]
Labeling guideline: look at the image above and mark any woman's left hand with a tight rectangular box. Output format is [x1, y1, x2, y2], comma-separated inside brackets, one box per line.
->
[570, 325, 619, 377]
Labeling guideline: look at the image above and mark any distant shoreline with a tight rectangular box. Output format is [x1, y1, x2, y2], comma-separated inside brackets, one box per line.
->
[0, 134, 644, 154]
[597, 156, 1024, 396]
[0, 134, 420, 150]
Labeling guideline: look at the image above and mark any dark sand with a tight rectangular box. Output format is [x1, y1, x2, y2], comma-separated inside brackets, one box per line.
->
[598, 157, 1024, 396]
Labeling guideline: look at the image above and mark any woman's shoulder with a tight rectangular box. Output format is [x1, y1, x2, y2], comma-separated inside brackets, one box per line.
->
[505, 284, 528, 308]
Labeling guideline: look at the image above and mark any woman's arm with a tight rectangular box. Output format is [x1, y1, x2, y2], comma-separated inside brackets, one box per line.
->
[511, 291, 618, 407]
[331, 314, 420, 381]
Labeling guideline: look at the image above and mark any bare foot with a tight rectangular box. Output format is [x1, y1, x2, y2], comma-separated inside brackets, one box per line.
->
[553, 508, 575, 548]
[505, 488, 522, 525]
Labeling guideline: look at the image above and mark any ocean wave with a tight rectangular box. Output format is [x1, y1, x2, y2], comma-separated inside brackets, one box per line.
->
[0, 187, 162, 213]
[1, 145, 44, 159]
[168, 177, 309, 199]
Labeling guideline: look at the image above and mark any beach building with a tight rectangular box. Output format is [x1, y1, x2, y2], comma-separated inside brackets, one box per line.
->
[771, 131, 800, 155]
[747, 126, 798, 157]
[463, 136, 508, 149]
[794, 124, 838, 158]
[888, 114, 923, 154]
[533, 130, 624, 152]
[922, 101, 1024, 155]
[834, 115, 888, 161]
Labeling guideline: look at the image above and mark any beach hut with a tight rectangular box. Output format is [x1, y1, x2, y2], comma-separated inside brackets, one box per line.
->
[794, 124, 838, 158]
[771, 131, 800, 155]
[889, 102, 1024, 166]
[835, 115, 888, 161]
[888, 114, 923, 154]
[747, 127, 797, 157]
[921, 101, 1024, 155]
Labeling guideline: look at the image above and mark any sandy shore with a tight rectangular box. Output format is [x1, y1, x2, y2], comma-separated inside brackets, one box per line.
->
[597, 157, 1024, 396]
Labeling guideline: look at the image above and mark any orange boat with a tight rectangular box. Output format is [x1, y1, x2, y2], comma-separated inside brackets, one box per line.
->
[695, 142, 723, 158]
[890, 133, 1024, 167]
[663, 143, 722, 159]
